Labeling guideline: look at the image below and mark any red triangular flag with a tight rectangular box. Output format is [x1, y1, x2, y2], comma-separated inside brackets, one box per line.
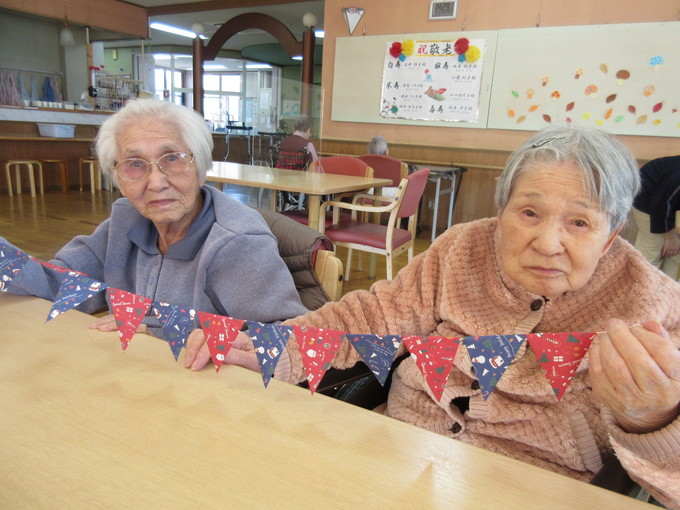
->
[107, 288, 152, 350]
[527, 332, 595, 400]
[402, 335, 460, 401]
[197, 311, 244, 372]
[294, 325, 344, 394]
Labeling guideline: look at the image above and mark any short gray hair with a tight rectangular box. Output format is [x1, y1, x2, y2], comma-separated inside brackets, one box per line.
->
[494, 125, 640, 233]
[368, 136, 389, 155]
[96, 99, 213, 186]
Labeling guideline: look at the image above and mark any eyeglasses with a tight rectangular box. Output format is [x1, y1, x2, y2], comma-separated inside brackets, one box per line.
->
[113, 152, 194, 182]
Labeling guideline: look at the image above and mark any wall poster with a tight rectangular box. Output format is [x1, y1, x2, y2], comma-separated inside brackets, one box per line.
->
[380, 37, 486, 123]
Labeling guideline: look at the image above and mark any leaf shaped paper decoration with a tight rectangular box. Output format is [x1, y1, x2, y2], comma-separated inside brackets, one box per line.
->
[528, 105, 539, 112]
[672, 108, 678, 114]
[615, 115, 624, 123]
[604, 108, 613, 120]
[511, 90, 519, 98]
[652, 119, 662, 125]
[516, 115, 526, 124]
[507, 108, 515, 118]
[542, 114, 552, 123]
[606, 94, 617, 103]
[637, 115, 648, 124]
[600, 63, 608, 74]
[628, 105, 636, 114]
[653, 102, 663, 113]
[565, 102, 575, 111]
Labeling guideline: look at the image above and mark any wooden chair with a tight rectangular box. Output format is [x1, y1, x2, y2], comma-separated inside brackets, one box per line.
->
[79, 157, 101, 193]
[320, 167, 430, 281]
[282, 155, 374, 227]
[4, 160, 44, 197]
[357, 154, 408, 199]
[39, 159, 69, 193]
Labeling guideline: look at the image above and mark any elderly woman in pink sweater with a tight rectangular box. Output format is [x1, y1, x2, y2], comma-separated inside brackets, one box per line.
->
[187, 126, 680, 509]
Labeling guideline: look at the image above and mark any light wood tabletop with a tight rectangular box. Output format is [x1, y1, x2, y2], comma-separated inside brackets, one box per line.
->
[0, 295, 652, 510]
[206, 161, 392, 229]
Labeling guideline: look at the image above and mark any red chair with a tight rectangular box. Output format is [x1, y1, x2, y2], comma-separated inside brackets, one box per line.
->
[357, 154, 408, 191]
[282, 155, 374, 226]
[320, 167, 430, 281]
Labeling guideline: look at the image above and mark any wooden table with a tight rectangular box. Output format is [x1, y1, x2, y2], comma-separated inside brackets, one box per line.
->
[207, 161, 392, 230]
[0, 295, 653, 509]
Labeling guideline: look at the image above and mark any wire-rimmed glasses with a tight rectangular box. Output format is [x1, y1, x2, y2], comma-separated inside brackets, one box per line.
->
[113, 152, 194, 182]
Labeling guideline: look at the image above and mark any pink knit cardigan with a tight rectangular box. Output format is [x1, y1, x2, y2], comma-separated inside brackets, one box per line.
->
[279, 218, 680, 508]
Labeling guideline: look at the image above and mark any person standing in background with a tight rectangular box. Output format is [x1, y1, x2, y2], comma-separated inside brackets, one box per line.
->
[367, 135, 389, 155]
[632, 155, 680, 280]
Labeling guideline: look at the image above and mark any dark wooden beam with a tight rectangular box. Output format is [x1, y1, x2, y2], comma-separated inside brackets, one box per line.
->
[147, 0, 311, 16]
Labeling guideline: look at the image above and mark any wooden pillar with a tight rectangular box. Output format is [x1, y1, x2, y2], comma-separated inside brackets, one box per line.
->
[300, 28, 315, 117]
[192, 36, 204, 114]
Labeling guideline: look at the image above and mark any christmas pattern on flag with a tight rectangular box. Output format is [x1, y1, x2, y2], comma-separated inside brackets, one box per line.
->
[108, 288, 153, 351]
[294, 325, 344, 394]
[197, 311, 244, 372]
[463, 334, 527, 400]
[527, 332, 595, 400]
[46, 272, 107, 322]
[402, 335, 460, 401]
[247, 321, 293, 387]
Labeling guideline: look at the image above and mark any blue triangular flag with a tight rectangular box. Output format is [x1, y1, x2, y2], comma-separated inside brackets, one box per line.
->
[47, 273, 107, 322]
[462, 334, 527, 400]
[153, 301, 196, 361]
[246, 321, 292, 387]
[345, 334, 401, 386]
[0, 242, 29, 291]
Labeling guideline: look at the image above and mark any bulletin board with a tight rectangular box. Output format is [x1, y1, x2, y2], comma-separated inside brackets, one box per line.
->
[487, 22, 680, 137]
[331, 30, 498, 129]
[331, 22, 680, 137]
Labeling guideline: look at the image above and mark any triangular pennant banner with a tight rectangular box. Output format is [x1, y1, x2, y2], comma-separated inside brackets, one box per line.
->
[246, 321, 292, 387]
[341, 7, 364, 35]
[47, 273, 107, 322]
[345, 334, 401, 386]
[197, 311, 244, 372]
[153, 301, 196, 361]
[294, 325, 344, 394]
[402, 335, 460, 401]
[0, 243, 29, 291]
[527, 332, 595, 400]
[463, 334, 527, 400]
[107, 288, 152, 351]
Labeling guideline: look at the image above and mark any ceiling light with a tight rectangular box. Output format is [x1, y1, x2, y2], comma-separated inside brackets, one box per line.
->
[292, 55, 303, 61]
[150, 22, 207, 40]
[246, 64, 272, 69]
[59, 0, 75, 46]
[315, 30, 324, 39]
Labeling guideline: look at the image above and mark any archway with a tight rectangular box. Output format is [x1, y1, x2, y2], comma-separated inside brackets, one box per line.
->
[192, 13, 315, 117]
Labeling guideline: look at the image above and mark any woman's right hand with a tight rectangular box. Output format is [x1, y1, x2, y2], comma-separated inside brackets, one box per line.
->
[184, 329, 258, 372]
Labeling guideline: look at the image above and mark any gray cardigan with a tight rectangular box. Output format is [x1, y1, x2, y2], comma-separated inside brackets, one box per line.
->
[8, 185, 307, 334]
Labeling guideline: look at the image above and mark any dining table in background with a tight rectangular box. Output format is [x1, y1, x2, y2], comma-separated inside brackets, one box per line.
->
[206, 161, 392, 230]
[0, 294, 654, 510]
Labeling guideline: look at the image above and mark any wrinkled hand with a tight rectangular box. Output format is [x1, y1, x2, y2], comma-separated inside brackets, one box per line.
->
[661, 233, 680, 258]
[590, 318, 680, 433]
[184, 329, 258, 372]
[89, 313, 148, 335]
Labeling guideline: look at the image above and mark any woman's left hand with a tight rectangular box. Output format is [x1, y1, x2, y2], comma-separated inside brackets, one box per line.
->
[590, 318, 680, 434]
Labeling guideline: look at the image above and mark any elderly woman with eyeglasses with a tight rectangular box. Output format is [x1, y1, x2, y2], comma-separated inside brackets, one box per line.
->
[5, 98, 307, 336]
[187, 125, 680, 508]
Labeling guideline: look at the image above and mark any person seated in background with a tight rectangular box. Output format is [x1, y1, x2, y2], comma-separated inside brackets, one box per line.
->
[367, 135, 389, 155]
[3, 98, 307, 338]
[187, 125, 680, 509]
[275, 116, 318, 170]
[632, 155, 680, 280]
